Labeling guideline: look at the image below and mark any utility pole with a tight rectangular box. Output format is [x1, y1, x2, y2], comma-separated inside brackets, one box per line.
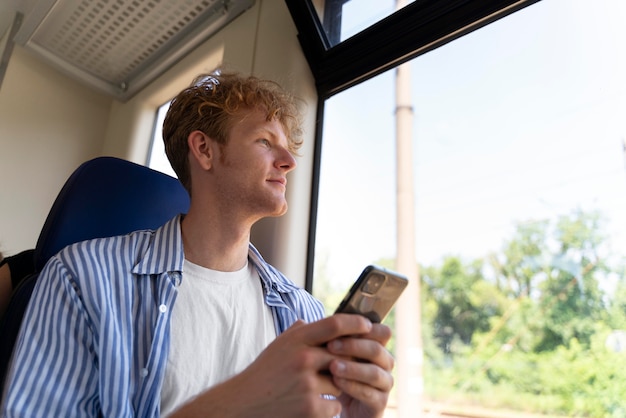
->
[394, 0, 424, 415]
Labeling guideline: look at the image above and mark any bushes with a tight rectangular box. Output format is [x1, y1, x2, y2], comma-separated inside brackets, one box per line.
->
[417, 211, 626, 416]
[424, 325, 626, 416]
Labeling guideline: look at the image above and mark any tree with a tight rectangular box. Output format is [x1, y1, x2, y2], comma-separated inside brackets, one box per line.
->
[487, 219, 549, 298]
[535, 209, 608, 351]
[423, 256, 504, 354]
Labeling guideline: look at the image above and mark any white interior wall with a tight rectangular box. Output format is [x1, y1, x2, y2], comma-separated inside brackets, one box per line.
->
[0, 0, 317, 285]
[0, 46, 112, 255]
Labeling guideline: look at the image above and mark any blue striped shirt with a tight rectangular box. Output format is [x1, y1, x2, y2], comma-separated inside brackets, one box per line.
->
[1, 215, 325, 417]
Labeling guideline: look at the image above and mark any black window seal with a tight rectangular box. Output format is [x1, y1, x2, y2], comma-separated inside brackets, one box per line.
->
[286, 0, 541, 99]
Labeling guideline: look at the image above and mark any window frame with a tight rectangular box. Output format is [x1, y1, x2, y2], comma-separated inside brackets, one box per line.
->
[286, 0, 541, 98]
[284, 0, 542, 290]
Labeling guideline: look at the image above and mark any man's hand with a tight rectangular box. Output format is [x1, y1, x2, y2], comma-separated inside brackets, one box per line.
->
[326, 318, 394, 418]
[171, 314, 376, 417]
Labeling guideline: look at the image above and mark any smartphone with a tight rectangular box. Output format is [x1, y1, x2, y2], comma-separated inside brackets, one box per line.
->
[334, 265, 409, 323]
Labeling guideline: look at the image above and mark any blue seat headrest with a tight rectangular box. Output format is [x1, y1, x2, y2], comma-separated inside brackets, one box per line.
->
[34, 156, 190, 271]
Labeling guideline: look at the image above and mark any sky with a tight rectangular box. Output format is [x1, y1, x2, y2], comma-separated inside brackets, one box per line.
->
[313, 0, 626, 291]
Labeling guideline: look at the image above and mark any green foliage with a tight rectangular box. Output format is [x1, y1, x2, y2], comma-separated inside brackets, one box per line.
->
[607, 274, 626, 330]
[420, 209, 626, 416]
[423, 256, 505, 354]
[492, 219, 550, 298]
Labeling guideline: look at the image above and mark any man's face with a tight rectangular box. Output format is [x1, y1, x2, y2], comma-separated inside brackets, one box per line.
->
[211, 108, 297, 221]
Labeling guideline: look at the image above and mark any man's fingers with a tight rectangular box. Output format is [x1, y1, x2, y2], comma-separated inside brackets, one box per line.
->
[330, 358, 394, 392]
[317, 371, 343, 398]
[287, 314, 373, 347]
[323, 322, 395, 412]
[367, 323, 392, 345]
[326, 326, 395, 372]
[329, 359, 393, 413]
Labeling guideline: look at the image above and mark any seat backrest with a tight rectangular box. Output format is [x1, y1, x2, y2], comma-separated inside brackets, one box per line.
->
[33, 156, 190, 271]
[0, 156, 189, 396]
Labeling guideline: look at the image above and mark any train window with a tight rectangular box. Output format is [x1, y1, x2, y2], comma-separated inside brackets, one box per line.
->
[312, 0, 416, 46]
[147, 101, 176, 178]
[312, 0, 626, 416]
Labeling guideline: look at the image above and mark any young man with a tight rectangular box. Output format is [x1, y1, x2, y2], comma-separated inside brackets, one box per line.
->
[1, 71, 395, 417]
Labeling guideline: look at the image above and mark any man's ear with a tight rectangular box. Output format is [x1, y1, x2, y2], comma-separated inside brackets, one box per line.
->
[188, 130, 215, 170]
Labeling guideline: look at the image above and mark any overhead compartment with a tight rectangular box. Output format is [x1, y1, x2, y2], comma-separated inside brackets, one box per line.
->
[9, 0, 255, 101]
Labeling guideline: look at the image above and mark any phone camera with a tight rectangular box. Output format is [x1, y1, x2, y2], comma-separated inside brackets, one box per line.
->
[362, 273, 386, 295]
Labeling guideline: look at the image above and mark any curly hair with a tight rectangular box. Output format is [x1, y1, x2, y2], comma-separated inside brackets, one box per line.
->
[162, 70, 304, 194]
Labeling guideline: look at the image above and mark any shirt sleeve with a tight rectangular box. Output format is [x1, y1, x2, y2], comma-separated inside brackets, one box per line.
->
[1, 255, 100, 417]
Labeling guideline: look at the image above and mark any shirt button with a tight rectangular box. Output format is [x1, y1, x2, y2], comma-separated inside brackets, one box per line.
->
[159, 304, 167, 313]
[140, 368, 149, 377]
[168, 271, 182, 286]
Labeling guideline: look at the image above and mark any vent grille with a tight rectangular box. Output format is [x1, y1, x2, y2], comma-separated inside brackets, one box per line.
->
[15, 0, 254, 100]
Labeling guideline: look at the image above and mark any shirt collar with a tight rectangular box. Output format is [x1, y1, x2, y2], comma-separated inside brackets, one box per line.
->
[130, 214, 301, 295]
[132, 214, 185, 276]
[248, 243, 301, 295]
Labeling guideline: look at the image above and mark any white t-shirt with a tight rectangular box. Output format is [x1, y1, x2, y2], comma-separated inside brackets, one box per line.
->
[160, 260, 277, 416]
